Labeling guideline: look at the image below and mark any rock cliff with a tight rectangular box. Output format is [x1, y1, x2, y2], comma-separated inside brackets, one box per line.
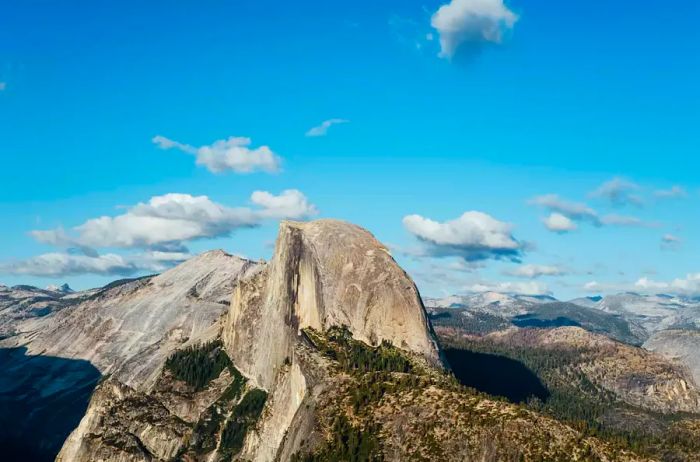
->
[36, 220, 668, 461]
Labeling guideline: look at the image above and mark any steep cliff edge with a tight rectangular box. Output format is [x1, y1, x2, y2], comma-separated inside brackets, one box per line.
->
[54, 220, 657, 462]
[221, 219, 441, 460]
[222, 219, 440, 389]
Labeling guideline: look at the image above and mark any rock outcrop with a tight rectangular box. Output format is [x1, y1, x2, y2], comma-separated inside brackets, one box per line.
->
[55, 219, 443, 462]
[221, 219, 442, 460]
[222, 219, 441, 388]
[644, 329, 700, 386]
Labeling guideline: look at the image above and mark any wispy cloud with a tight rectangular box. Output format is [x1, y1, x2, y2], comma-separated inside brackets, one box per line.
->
[0, 82, 6, 91]
[464, 280, 551, 296]
[431, 0, 518, 60]
[529, 194, 599, 224]
[654, 186, 687, 200]
[589, 177, 643, 207]
[599, 214, 659, 228]
[153, 135, 282, 174]
[661, 233, 682, 251]
[504, 264, 568, 279]
[0, 251, 190, 278]
[305, 118, 349, 137]
[530, 193, 655, 231]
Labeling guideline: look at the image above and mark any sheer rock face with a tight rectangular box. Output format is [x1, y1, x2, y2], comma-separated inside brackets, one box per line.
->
[221, 219, 442, 461]
[223, 219, 440, 389]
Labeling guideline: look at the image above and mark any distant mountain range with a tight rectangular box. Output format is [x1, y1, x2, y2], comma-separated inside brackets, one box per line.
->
[424, 290, 700, 397]
[423, 290, 700, 336]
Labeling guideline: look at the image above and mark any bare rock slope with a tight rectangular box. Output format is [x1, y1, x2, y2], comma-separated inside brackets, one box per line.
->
[0, 251, 258, 461]
[644, 329, 700, 386]
[4, 250, 259, 388]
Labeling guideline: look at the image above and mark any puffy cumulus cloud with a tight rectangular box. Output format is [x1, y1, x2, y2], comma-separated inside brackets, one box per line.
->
[402, 211, 524, 262]
[305, 119, 349, 137]
[542, 213, 577, 233]
[589, 177, 642, 207]
[654, 186, 687, 200]
[505, 264, 567, 279]
[31, 191, 318, 251]
[153, 135, 281, 174]
[0, 251, 190, 278]
[251, 189, 319, 219]
[464, 280, 550, 296]
[634, 274, 700, 296]
[431, 0, 518, 59]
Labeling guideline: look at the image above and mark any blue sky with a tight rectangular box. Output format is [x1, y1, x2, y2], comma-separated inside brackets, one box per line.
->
[0, 0, 698, 299]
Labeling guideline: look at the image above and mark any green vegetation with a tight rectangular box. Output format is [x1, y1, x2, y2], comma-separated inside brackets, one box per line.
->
[442, 336, 700, 460]
[305, 326, 412, 375]
[219, 389, 268, 459]
[429, 309, 509, 335]
[294, 327, 429, 461]
[165, 340, 234, 391]
[291, 415, 382, 462]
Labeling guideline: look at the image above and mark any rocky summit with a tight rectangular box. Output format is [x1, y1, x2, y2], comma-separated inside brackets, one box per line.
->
[41, 220, 673, 462]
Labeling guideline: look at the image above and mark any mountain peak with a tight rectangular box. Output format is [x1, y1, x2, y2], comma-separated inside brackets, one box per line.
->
[45, 283, 74, 294]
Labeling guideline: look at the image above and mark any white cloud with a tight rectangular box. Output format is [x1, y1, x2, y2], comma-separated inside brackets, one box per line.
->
[505, 264, 567, 279]
[582, 273, 700, 297]
[305, 119, 349, 137]
[662, 233, 681, 244]
[31, 191, 318, 251]
[654, 186, 687, 199]
[661, 233, 682, 250]
[0, 82, 6, 91]
[599, 214, 658, 228]
[464, 280, 550, 295]
[431, 0, 518, 59]
[529, 194, 599, 223]
[531, 194, 653, 230]
[402, 211, 524, 261]
[250, 189, 319, 219]
[589, 177, 642, 206]
[634, 274, 700, 296]
[153, 135, 281, 174]
[542, 213, 577, 233]
[0, 251, 190, 278]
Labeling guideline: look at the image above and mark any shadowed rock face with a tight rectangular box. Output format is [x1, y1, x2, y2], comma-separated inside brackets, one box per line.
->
[0, 347, 100, 462]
